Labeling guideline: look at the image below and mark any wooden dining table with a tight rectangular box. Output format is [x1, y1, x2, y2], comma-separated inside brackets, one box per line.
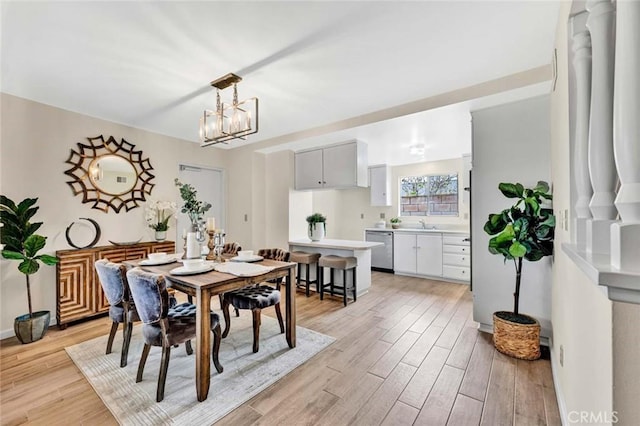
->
[124, 257, 297, 402]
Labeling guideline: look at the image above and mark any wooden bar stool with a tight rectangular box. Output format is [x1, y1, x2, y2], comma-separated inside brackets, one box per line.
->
[318, 255, 357, 306]
[290, 251, 321, 297]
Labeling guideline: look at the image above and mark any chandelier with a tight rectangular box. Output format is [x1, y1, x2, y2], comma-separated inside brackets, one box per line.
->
[199, 73, 259, 147]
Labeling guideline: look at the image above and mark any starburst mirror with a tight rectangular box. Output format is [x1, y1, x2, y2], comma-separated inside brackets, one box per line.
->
[64, 135, 155, 213]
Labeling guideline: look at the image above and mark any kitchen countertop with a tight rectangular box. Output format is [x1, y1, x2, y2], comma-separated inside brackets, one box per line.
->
[364, 227, 470, 234]
[289, 238, 383, 250]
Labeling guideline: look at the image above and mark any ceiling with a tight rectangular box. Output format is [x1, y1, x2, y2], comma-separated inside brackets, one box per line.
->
[1, 1, 560, 163]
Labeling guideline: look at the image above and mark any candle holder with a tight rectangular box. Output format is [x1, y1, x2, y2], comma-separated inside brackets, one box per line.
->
[206, 230, 226, 262]
[182, 234, 187, 259]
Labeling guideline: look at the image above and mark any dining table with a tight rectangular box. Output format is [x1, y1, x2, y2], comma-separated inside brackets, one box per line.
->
[123, 257, 297, 402]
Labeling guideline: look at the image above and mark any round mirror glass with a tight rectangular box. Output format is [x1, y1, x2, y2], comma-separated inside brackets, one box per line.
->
[88, 155, 137, 196]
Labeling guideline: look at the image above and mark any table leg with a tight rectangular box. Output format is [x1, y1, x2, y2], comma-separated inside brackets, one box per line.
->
[195, 288, 211, 402]
[286, 265, 297, 348]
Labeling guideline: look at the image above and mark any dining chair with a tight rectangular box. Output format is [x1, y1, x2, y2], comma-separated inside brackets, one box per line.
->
[221, 248, 289, 353]
[126, 267, 223, 402]
[95, 259, 139, 368]
[220, 242, 241, 316]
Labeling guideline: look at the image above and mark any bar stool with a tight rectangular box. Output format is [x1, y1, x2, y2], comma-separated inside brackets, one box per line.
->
[318, 255, 357, 306]
[290, 251, 321, 297]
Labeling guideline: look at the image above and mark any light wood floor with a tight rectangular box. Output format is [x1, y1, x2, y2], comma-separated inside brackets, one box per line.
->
[0, 272, 561, 425]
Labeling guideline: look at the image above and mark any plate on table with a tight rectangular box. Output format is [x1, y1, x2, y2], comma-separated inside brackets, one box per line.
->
[139, 256, 178, 266]
[170, 261, 217, 276]
[228, 255, 264, 263]
[214, 262, 274, 277]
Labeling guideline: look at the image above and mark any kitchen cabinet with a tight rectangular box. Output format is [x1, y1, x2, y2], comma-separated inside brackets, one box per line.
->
[442, 234, 470, 282]
[393, 232, 443, 277]
[369, 164, 391, 206]
[294, 140, 368, 190]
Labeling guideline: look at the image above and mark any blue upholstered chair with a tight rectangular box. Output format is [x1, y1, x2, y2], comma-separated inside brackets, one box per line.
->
[95, 259, 138, 368]
[221, 248, 289, 353]
[126, 267, 223, 402]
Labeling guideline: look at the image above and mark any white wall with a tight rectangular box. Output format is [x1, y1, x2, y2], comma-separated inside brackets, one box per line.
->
[0, 93, 227, 337]
[549, 2, 613, 419]
[470, 96, 553, 337]
[309, 157, 470, 241]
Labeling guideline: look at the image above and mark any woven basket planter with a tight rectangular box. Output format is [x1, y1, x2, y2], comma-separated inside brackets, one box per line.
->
[493, 311, 541, 360]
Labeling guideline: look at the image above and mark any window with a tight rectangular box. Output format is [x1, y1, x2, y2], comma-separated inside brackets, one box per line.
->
[400, 173, 458, 216]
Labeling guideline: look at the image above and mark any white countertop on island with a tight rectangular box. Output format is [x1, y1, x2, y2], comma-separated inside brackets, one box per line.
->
[289, 238, 382, 250]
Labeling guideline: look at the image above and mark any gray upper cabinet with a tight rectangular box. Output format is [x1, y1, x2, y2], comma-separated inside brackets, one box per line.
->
[294, 140, 368, 190]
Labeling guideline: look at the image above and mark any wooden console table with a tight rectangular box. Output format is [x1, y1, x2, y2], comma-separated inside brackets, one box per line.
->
[56, 241, 175, 328]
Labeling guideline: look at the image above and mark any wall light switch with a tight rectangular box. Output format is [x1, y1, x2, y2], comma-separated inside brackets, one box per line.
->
[563, 209, 569, 231]
[360, 213, 364, 219]
[244, 214, 248, 222]
[380, 213, 385, 219]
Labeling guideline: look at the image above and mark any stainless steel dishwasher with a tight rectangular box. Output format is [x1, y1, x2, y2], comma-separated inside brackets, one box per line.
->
[365, 230, 394, 273]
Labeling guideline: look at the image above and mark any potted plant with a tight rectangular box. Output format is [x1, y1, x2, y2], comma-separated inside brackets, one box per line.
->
[145, 200, 176, 241]
[1, 196, 59, 344]
[306, 213, 326, 241]
[390, 217, 401, 229]
[174, 179, 211, 231]
[483, 181, 555, 360]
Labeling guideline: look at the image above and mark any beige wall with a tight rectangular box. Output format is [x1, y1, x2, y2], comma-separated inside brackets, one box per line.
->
[0, 94, 227, 336]
[549, 3, 613, 419]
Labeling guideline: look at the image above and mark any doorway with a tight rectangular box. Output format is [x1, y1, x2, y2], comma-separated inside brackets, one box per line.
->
[177, 164, 225, 239]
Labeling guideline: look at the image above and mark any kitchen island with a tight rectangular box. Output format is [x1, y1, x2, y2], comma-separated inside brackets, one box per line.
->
[288, 238, 382, 296]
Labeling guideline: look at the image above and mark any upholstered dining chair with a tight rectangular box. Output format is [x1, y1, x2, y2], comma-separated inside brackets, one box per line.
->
[221, 248, 289, 353]
[219, 242, 242, 316]
[95, 259, 139, 368]
[126, 267, 223, 402]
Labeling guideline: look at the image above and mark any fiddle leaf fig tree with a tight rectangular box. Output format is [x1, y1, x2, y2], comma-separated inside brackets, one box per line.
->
[1, 196, 59, 318]
[483, 181, 555, 316]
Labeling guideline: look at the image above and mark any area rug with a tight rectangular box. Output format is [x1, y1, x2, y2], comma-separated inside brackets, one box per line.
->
[65, 313, 334, 425]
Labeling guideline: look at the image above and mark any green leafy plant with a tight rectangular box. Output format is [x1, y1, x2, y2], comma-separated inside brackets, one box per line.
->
[306, 213, 326, 234]
[1, 196, 59, 317]
[483, 181, 555, 316]
[389, 217, 401, 224]
[174, 179, 211, 226]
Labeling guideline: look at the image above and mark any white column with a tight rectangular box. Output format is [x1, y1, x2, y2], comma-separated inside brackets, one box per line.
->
[586, 0, 618, 254]
[571, 12, 593, 247]
[611, 0, 640, 272]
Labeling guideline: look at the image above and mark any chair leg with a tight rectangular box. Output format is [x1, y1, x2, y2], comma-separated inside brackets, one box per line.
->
[305, 264, 311, 297]
[185, 340, 193, 355]
[274, 302, 285, 334]
[219, 293, 239, 317]
[136, 343, 151, 383]
[316, 263, 321, 295]
[353, 268, 357, 302]
[330, 268, 335, 296]
[187, 295, 193, 304]
[157, 346, 171, 402]
[252, 309, 261, 353]
[212, 324, 224, 374]
[319, 266, 324, 300]
[120, 320, 133, 367]
[343, 269, 348, 307]
[222, 298, 231, 338]
[106, 321, 119, 355]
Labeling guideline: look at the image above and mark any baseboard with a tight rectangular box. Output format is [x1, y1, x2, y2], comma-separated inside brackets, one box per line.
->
[0, 317, 58, 341]
[548, 338, 568, 425]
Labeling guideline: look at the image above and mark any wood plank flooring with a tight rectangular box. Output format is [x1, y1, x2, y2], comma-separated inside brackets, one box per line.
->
[0, 272, 561, 425]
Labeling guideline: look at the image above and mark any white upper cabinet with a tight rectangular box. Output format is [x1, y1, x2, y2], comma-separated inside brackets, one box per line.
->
[294, 140, 368, 190]
[294, 149, 324, 189]
[369, 164, 391, 206]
